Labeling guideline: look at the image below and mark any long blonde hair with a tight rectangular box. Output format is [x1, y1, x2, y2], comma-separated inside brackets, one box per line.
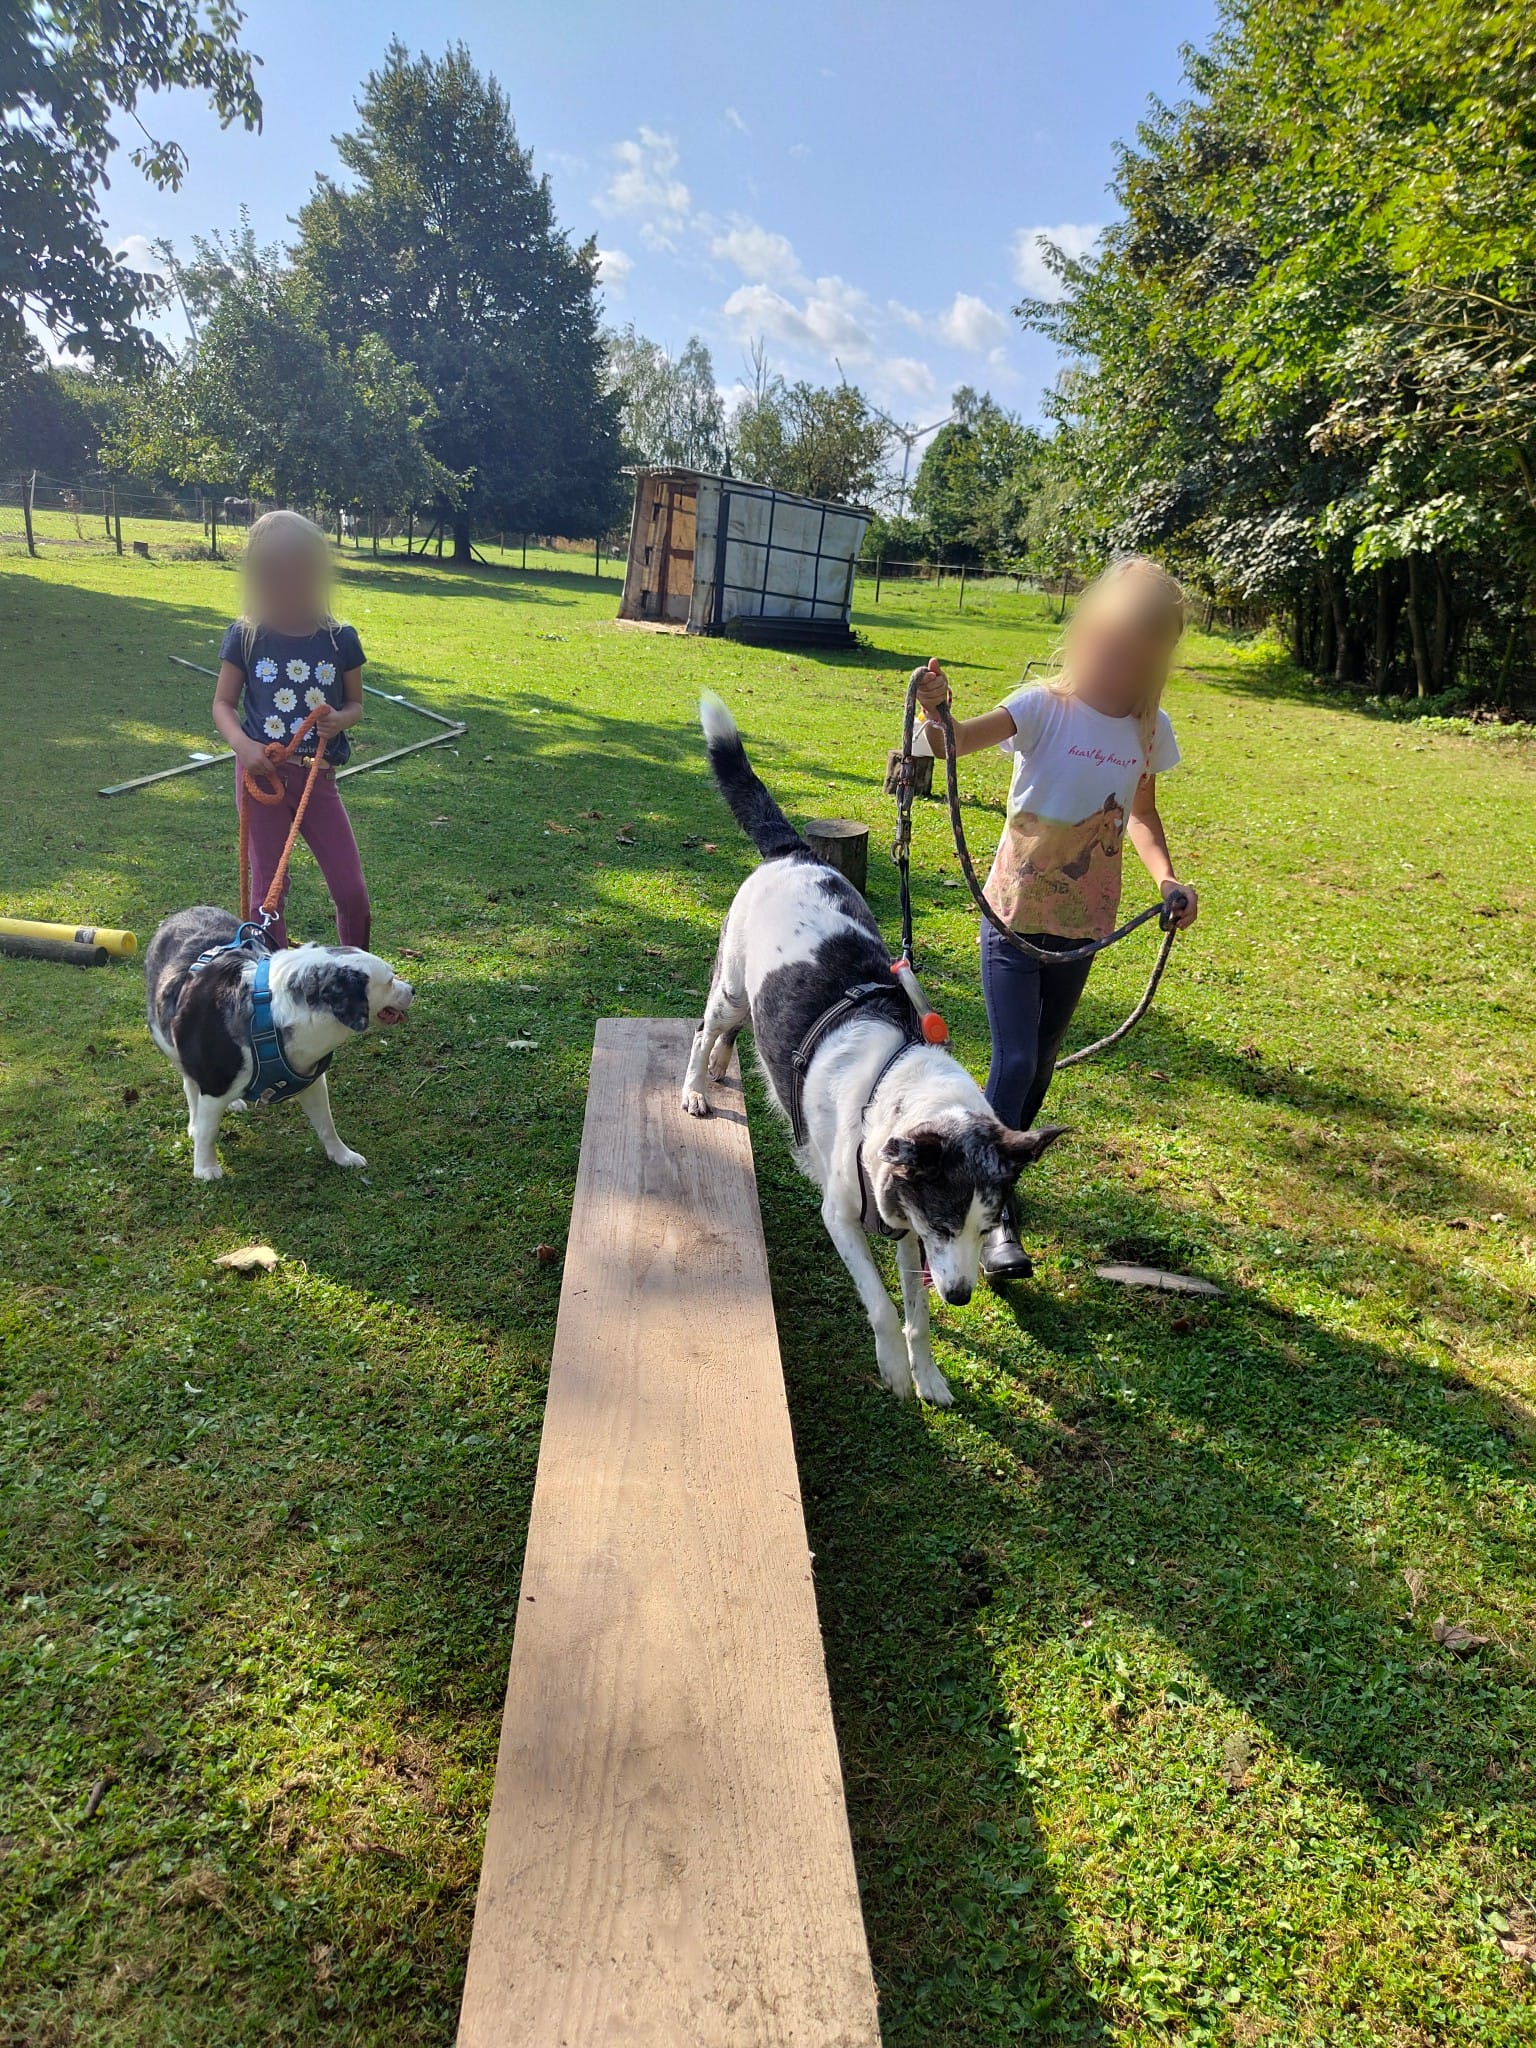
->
[238, 510, 343, 664]
[1045, 555, 1186, 763]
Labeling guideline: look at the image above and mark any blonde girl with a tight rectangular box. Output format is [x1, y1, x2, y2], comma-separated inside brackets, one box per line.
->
[212, 512, 371, 948]
[914, 555, 1199, 1278]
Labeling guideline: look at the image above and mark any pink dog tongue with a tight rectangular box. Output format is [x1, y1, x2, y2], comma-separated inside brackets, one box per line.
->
[378, 1006, 405, 1026]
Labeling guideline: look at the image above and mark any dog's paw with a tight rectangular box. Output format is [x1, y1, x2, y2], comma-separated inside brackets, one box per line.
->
[876, 1338, 914, 1399]
[910, 1358, 954, 1407]
[707, 1041, 734, 1080]
[327, 1146, 367, 1169]
[192, 1160, 225, 1182]
[681, 1087, 711, 1118]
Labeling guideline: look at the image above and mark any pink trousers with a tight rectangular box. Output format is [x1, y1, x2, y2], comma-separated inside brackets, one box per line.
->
[236, 759, 371, 949]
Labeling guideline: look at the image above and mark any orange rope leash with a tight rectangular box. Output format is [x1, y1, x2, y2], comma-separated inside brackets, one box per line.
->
[237, 706, 331, 925]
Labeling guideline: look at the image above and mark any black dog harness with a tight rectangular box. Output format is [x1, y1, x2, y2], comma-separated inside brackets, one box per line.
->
[187, 926, 331, 1107]
[787, 982, 923, 1240]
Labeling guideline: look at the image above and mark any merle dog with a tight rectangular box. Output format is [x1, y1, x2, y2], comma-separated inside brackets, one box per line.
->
[681, 697, 1064, 1404]
[145, 907, 412, 1181]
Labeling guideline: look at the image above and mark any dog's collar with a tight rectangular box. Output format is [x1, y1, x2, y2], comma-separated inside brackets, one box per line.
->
[857, 1039, 920, 1240]
[243, 954, 330, 1106]
[787, 980, 915, 1148]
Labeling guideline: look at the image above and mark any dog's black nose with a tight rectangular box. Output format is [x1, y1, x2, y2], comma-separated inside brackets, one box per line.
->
[943, 1281, 973, 1306]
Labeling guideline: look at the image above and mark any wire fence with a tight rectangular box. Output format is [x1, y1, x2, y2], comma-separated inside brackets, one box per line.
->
[0, 472, 625, 574]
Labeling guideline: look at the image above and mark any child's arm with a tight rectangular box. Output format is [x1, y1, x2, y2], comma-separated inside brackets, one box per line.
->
[315, 667, 363, 740]
[212, 664, 275, 772]
[910, 659, 1016, 758]
[1128, 776, 1199, 927]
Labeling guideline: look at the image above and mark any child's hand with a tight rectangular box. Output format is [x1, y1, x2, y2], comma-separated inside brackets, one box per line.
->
[1161, 879, 1199, 928]
[914, 658, 951, 710]
[232, 734, 271, 773]
[315, 706, 347, 738]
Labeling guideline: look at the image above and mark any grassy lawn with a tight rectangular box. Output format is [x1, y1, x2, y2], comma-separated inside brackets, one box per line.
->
[2, 542, 1534, 2046]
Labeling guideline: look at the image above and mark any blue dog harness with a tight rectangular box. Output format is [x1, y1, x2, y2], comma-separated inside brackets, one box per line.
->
[188, 925, 330, 1107]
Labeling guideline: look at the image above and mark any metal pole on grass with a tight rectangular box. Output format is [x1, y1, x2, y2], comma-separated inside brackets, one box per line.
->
[22, 471, 36, 557]
[112, 483, 123, 555]
[874, 554, 882, 604]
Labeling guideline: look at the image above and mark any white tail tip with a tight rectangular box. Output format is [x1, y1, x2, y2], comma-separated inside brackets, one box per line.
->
[699, 691, 737, 746]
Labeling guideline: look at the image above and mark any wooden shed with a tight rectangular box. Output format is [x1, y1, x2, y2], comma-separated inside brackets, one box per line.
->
[618, 468, 871, 646]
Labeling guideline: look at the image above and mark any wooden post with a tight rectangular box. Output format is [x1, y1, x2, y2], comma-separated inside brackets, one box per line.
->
[210, 496, 219, 559]
[874, 554, 882, 604]
[802, 818, 869, 896]
[958, 563, 967, 611]
[406, 508, 415, 556]
[521, 533, 528, 570]
[436, 522, 444, 560]
[22, 471, 37, 557]
[335, 505, 342, 547]
[594, 533, 601, 578]
[112, 483, 122, 555]
[371, 507, 379, 558]
[884, 749, 933, 798]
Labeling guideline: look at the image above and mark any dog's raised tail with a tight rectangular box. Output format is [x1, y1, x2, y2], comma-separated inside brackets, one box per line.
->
[699, 693, 807, 861]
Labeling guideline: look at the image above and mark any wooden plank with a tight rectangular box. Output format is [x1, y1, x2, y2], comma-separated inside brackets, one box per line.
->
[458, 1019, 880, 2048]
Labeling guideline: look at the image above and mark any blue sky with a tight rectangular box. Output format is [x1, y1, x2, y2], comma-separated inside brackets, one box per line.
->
[106, 0, 1215, 434]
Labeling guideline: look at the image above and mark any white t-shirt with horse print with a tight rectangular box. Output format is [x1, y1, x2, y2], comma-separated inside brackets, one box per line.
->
[983, 684, 1180, 939]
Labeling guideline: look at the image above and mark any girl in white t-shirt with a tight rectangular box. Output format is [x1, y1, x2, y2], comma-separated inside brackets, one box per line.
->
[914, 555, 1199, 1279]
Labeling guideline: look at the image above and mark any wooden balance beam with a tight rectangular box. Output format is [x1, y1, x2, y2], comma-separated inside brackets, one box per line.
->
[457, 1018, 880, 2047]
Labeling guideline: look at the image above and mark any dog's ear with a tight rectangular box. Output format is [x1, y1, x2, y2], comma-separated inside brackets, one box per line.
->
[996, 1123, 1070, 1172]
[881, 1127, 946, 1179]
[319, 964, 372, 1034]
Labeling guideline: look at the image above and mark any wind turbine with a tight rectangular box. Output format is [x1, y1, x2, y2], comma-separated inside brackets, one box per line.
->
[834, 362, 953, 517]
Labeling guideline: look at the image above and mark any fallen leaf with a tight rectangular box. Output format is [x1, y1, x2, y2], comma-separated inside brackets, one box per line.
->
[535, 1243, 558, 1265]
[429, 815, 451, 826]
[122, 1086, 139, 1108]
[504, 1038, 540, 1052]
[543, 820, 572, 834]
[1221, 1730, 1252, 1789]
[702, 841, 718, 852]
[1402, 1568, 1426, 1609]
[22, 1389, 56, 1413]
[1432, 1615, 1490, 1655]
[1446, 1216, 1475, 1230]
[1095, 1264, 1223, 1297]
[398, 948, 423, 960]
[578, 808, 603, 820]
[214, 1244, 280, 1275]
[615, 833, 635, 847]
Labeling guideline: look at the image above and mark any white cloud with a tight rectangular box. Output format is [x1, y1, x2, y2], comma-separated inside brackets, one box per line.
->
[878, 356, 939, 404]
[1011, 222, 1101, 300]
[723, 106, 749, 134]
[596, 247, 633, 294]
[888, 298, 925, 331]
[722, 273, 876, 363]
[114, 232, 167, 277]
[602, 127, 691, 228]
[710, 217, 806, 290]
[788, 142, 812, 161]
[936, 291, 1009, 353]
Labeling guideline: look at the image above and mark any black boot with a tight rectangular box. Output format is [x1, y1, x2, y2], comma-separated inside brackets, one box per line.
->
[981, 1205, 1034, 1283]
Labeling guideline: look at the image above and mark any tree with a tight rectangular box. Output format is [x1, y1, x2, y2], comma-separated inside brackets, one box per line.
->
[1, 0, 262, 368]
[729, 356, 888, 503]
[107, 224, 442, 513]
[910, 388, 1043, 562]
[1022, 0, 1536, 701]
[606, 326, 725, 470]
[295, 41, 624, 560]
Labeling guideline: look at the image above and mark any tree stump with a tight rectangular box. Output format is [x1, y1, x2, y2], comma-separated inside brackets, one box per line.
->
[883, 749, 934, 798]
[803, 819, 869, 896]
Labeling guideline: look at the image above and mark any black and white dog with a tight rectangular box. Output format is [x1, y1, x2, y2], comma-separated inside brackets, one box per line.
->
[682, 697, 1065, 1405]
[145, 907, 413, 1182]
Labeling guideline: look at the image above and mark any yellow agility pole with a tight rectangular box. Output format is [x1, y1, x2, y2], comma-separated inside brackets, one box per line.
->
[0, 917, 137, 957]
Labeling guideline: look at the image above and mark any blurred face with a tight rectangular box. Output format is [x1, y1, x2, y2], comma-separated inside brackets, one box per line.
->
[248, 539, 328, 631]
[1067, 587, 1179, 716]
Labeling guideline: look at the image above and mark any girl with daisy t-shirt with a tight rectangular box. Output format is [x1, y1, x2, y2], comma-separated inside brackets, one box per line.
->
[213, 511, 372, 948]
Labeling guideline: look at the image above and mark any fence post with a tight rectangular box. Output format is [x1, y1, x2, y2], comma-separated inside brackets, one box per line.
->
[210, 495, 220, 560]
[874, 554, 882, 605]
[112, 483, 123, 555]
[22, 471, 37, 557]
[958, 564, 967, 611]
[594, 534, 601, 579]
[372, 507, 379, 558]
[522, 533, 528, 570]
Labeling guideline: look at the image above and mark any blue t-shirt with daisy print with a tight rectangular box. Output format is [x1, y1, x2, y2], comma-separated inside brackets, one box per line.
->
[219, 621, 365, 765]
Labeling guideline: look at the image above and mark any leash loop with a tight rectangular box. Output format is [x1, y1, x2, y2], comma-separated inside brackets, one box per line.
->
[237, 706, 331, 925]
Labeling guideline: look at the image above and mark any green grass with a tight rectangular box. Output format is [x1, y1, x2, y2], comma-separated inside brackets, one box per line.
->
[2, 543, 1534, 2045]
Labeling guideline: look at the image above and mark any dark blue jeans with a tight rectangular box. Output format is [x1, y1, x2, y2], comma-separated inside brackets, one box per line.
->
[980, 920, 1095, 1131]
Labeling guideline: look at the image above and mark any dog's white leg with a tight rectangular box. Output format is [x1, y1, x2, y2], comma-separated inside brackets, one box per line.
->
[821, 1195, 913, 1399]
[682, 985, 748, 1117]
[182, 1074, 200, 1139]
[190, 1093, 228, 1181]
[895, 1232, 953, 1407]
[299, 1073, 366, 1168]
